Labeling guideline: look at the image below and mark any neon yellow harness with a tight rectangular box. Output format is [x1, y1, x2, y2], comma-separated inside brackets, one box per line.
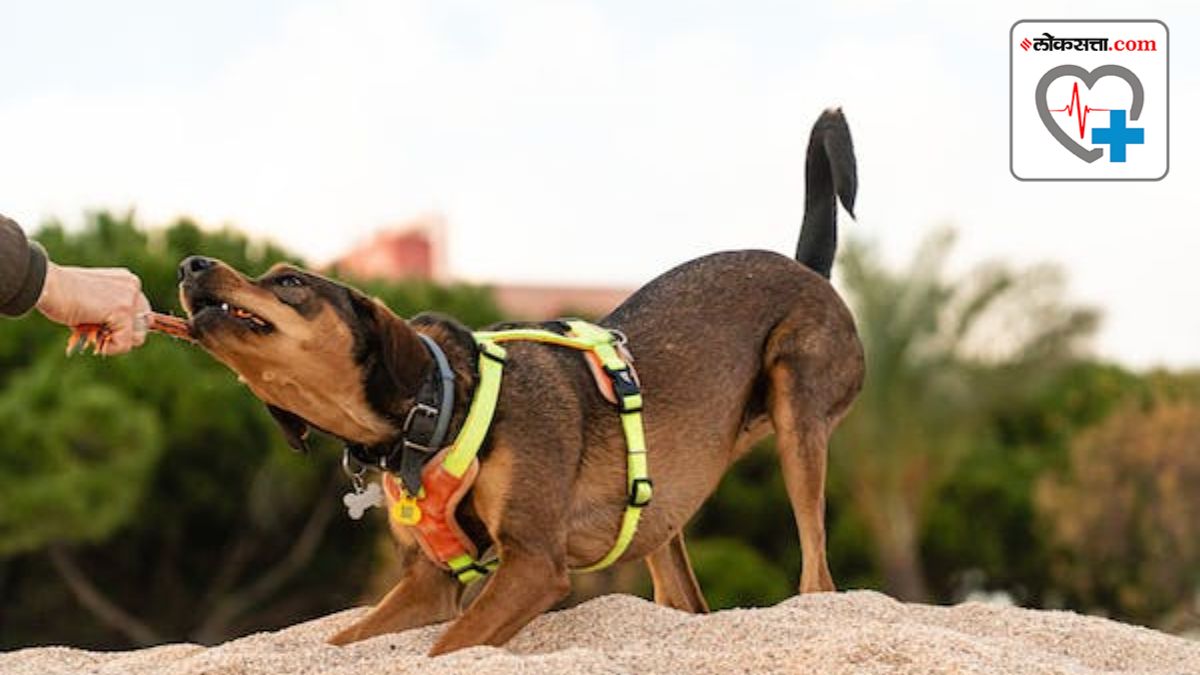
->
[387, 320, 652, 583]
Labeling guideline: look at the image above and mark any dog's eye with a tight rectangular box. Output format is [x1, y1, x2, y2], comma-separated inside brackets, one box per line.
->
[276, 275, 305, 288]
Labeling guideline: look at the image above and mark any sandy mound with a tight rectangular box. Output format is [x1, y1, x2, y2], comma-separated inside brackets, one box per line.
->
[3, 591, 1198, 675]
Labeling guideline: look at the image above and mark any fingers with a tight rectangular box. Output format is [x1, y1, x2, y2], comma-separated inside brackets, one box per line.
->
[132, 294, 151, 348]
[98, 286, 149, 356]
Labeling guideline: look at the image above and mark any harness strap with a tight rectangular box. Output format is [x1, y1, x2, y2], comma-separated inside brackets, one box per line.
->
[442, 339, 507, 479]
[446, 554, 499, 585]
[561, 321, 652, 573]
[473, 322, 652, 573]
[387, 321, 651, 583]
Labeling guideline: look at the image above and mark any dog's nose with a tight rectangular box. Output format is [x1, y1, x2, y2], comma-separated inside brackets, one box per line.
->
[178, 256, 216, 282]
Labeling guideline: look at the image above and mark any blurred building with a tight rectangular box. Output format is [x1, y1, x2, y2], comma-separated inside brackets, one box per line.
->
[333, 214, 632, 319]
[335, 214, 446, 282]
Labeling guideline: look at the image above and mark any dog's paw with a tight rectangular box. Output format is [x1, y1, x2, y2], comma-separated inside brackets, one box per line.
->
[326, 626, 361, 646]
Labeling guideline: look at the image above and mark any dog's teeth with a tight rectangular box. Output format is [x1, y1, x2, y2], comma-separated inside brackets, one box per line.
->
[220, 302, 230, 312]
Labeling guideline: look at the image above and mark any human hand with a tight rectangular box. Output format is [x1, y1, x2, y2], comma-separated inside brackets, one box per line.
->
[36, 263, 151, 355]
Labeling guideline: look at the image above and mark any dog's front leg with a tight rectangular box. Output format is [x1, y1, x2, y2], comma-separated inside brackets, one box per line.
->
[328, 553, 462, 645]
[428, 546, 569, 655]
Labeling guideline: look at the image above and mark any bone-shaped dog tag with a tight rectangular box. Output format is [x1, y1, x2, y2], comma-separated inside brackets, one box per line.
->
[343, 482, 383, 520]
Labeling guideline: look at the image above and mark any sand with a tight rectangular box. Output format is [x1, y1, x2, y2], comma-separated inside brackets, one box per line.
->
[2, 591, 1198, 675]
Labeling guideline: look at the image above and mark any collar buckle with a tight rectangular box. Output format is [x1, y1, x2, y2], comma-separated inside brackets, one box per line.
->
[401, 438, 435, 454]
[404, 402, 440, 434]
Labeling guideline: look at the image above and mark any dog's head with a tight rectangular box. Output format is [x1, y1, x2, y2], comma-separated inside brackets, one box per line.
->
[177, 256, 429, 451]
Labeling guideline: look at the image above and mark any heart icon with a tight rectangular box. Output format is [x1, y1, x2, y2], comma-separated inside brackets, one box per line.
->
[1035, 64, 1144, 163]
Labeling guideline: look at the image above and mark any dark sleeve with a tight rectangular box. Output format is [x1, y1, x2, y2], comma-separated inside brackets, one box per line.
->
[0, 215, 49, 317]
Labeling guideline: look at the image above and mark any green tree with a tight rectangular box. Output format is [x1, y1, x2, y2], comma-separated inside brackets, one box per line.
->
[1038, 394, 1200, 631]
[0, 360, 161, 556]
[828, 230, 1097, 600]
[921, 361, 1141, 606]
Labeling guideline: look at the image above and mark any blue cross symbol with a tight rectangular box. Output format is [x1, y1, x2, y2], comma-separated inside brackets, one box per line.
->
[1091, 109, 1144, 163]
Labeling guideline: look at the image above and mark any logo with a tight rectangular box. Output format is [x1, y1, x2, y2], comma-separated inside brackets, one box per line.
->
[1010, 20, 1168, 181]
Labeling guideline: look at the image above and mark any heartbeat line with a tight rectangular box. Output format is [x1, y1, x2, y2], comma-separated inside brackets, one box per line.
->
[1049, 82, 1109, 140]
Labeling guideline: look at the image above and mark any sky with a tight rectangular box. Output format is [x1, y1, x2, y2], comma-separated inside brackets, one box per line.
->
[0, 0, 1197, 368]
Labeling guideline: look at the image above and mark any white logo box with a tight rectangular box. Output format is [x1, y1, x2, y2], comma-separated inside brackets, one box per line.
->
[1010, 19, 1168, 181]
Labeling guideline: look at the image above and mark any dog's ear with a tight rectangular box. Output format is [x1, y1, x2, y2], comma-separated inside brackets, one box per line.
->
[266, 404, 311, 453]
[348, 291, 427, 404]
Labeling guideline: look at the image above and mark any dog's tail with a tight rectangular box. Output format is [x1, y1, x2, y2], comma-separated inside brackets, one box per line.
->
[795, 108, 857, 278]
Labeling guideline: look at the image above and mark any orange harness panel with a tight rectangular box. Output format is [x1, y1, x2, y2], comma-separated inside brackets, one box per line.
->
[381, 449, 480, 567]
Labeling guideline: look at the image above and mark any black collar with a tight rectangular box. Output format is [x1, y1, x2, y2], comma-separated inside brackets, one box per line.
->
[346, 333, 456, 494]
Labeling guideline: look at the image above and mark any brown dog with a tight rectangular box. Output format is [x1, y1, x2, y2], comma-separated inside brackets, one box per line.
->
[177, 109, 862, 655]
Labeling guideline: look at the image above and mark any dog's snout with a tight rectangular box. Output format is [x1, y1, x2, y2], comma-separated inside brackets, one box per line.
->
[178, 255, 216, 282]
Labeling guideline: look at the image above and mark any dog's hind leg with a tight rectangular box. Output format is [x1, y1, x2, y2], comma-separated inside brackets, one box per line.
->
[768, 364, 837, 594]
[646, 532, 710, 613]
[327, 552, 462, 645]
